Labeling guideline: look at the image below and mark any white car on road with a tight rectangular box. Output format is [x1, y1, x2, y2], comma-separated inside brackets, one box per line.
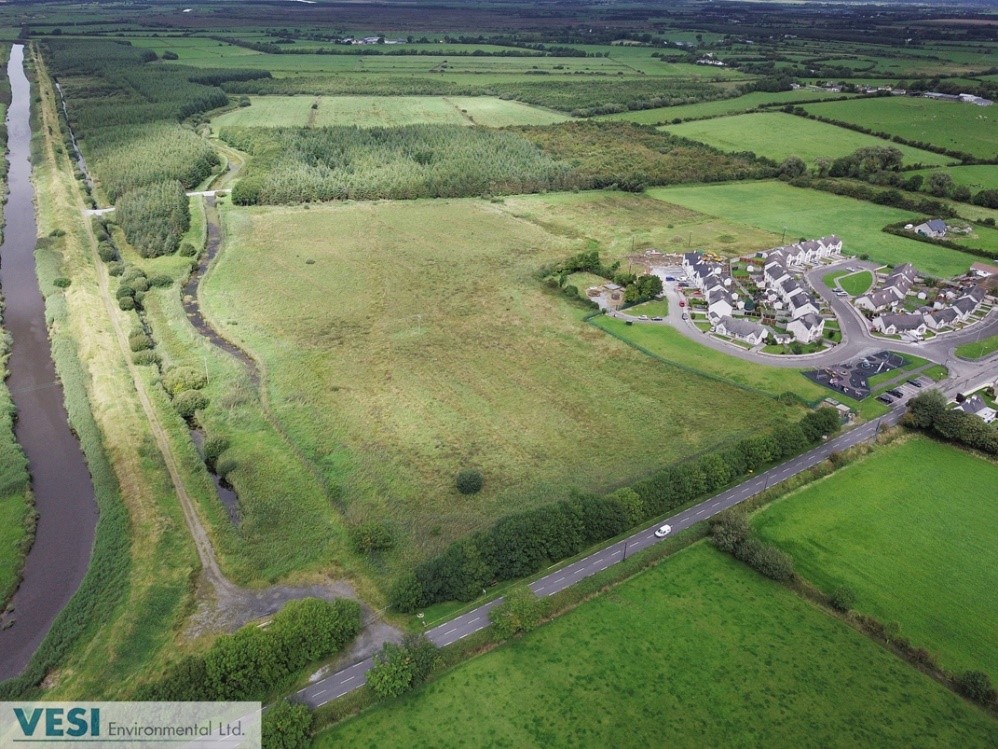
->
[654, 524, 672, 538]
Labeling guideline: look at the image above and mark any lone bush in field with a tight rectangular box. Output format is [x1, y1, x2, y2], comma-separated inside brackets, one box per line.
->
[829, 585, 857, 613]
[349, 521, 395, 554]
[174, 390, 209, 420]
[456, 468, 484, 495]
[163, 366, 208, 396]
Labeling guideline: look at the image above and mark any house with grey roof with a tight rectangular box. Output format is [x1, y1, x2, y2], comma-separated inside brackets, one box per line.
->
[872, 312, 927, 337]
[955, 394, 996, 423]
[714, 316, 769, 346]
[855, 288, 901, 313]
[923, 307, 959, 330]
[787, 313, 825, 343]
[914, 219, 948, 239]
[787, 293, 820, 320]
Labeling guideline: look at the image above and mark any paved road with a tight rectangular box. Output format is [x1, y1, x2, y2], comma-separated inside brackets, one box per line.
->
[295, 401, 916, 708]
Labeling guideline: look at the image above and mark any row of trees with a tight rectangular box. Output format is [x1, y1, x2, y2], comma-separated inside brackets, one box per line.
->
[135, 599, 361, 701]
[904, 391, 998, 456]
[389, 407, 840, 611]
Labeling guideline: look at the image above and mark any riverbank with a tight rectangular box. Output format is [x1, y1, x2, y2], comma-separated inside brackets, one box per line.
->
[0, 44, 98, 682]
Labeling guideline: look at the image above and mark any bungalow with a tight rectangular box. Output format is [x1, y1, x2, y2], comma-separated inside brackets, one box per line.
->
[872, 312, 927, 337]
[714, 316, 769, 346]
[955, 394, 997, 423]
[923, 307, 958, 330]
[959, 93, 993, 107]
[855, 288, 901, 313]
[787, 313, 825, 343]
[787, 293, 820, 319]
[914, 219, 948, 239]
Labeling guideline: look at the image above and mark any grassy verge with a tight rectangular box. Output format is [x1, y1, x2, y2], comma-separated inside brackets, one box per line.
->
[955, 334, 998, 361]
[315, 542, 997, 748]
[838, 269, 874, 296]
[754, 435, 998, 680]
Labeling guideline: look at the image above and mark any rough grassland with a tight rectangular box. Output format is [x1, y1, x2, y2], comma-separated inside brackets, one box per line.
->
[754, 437, 998, 679]
[804, 97, 998, 160]
[212, 95, 569, 129]
[498, 190, 783, 259]
[203, 199, 796, 569]
[662, 112, 952, 166]
[649, 181, 980, 278]
[317, 544, 998, 749]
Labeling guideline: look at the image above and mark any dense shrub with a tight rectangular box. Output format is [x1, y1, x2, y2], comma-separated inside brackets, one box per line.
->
[709, 511, 750, 554]
[262, 700, 312, 749]
[52, 277, 71, 288]
[489, 586, 542, 639]
[455, 468, 484, 495]
[173, 390, 209, 420]
[366, 634, 438, 700]
[733, 537, 795, 582]
[349, 521, 395, 554]
[128, 332, 152, 352]
[135, 598, 361, 701]
[116, 180, 190, 257]
[97, 241, 118, 262]
[829, 585, 857, 612]
[179, 241, 198, 257]
[132, 350, 160, 366]
[202, 435, 229, 466]
[954, 671, 997, 706]
[903, 390, 998, 455]
[162, 366, 208, 396]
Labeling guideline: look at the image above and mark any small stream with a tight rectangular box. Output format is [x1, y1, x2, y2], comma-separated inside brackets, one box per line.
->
[0, 45, 98, 681]
[53, 81, 93, 194]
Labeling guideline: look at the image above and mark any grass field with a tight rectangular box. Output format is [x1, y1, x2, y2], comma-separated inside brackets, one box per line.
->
[498, 190, 783, 259]
[211, 95, 569, 129]
[955, 334, 998, 360]
[204, 197, 799, 570]
[591, 316, 830, 403]
[838, 270, 874, 296]
[601, 90, 858, 125]
[316, 544, 998, 748]
[648, 181, 980, 278]
[910, 165, 998, 193]
[662, 112, 952, 166]
[804, 97, 998, 160]
[755, 437, 998, 679]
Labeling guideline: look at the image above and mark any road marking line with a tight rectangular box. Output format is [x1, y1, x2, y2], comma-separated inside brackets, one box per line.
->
[342, 676, 355, 683]
[610, 550, 622, 556]
[553, 576, 565, 584]
[459, 632, 470, 640]
[442, 627, 456, 636]
[468, 617, 480, 624]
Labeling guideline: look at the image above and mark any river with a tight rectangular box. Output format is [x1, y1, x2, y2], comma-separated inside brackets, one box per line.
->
[0, 44, 98, 681]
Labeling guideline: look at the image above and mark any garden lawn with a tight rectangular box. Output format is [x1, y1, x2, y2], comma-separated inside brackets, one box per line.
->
[804, 97, 998, 160]
[316, 544, 998, 749]
[211, 95, 569, 129]
[591, 316, 828, 402]
[956, 334, 998, 360]
[206, 198, 796, 571]
[649, 181, 980, 278]
[662, 112, 952, 166]
[838, 269, 874, 296]
[755, 436, 998, 679]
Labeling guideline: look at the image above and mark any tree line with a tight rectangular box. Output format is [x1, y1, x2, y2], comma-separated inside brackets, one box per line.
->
[904, 391, 998, 456]
[389, 407, 841, 611]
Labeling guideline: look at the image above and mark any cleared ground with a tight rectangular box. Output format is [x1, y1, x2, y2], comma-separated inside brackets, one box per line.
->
[663, 112, 952, 166]
[649, 181, 980, 278]
[804, 97, 998, 160]
[316, 544, 998, 748]
[211, 95, 569, 129]
[755, 437, 998, 679]
[203, 197, 798, 569]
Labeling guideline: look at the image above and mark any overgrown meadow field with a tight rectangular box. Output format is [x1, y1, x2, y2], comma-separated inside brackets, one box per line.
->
[201, 197, 801, 571]
[754, 436, 998, 680]
[663, 112, 953, 166]
[649, 181, 982, 278]
[316, 544, 998, 748]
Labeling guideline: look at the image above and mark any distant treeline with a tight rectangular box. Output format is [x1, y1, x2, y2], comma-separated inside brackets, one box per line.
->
[390, 408, 840, 611]
[222, 121, 773, 205]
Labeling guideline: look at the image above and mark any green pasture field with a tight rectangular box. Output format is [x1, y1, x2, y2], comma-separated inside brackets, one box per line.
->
[804, 97, 998, 160]
[601, 90, 858, 125]
[944, 222, 998, 254]
[838, 269, 874, 296]
[591, 316, 833, 405]
[648, 181, 981, 278]
[498, 190, 784, 259]
[755, 436, 998, 679]
[955, 334, 998, 360]
[203, 198, 798, 570]
[211, 95, 569, 129]
[316, 544, 998, 748]
[910, 165, 998, 193]
[662, 112, 952, 166]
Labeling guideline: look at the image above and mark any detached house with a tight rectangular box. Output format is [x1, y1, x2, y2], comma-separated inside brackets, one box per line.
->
[714, 316, 769, 346]
[855, 288, 901, 313]
[787, 293, 820, 320]
[787, 313, 825, 343]
[956, 394, 997, 423]
[914, 219, 948, 239]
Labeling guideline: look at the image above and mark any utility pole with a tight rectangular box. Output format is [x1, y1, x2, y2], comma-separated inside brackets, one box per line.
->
[622, 540, 628, 560]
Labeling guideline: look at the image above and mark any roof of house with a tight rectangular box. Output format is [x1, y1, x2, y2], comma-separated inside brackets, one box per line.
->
[791, 312, 823, 330]
[801, 239, 821, 252]
[953, 296, 979, 315]
[683, 251, 703, 265]
[963, 286, 986, 303]
[717, 316, 766, 339]
[859, 289, 898, 308]
[881, 312, 925, 331]
[707, 287, 731, 305]
[925, 219, 947, 233]
[928, 307, 958, 325]
[957, 394, 989, 416]
[788, 293, 817, 310]
[970, 261, 998, 277]
[820, 235, 841, 246]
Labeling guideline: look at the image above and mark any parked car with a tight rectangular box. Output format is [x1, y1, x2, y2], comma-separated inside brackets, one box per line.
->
[665, 276, 675, 282]
[639, 315, 649, 320]
[679, 300, 686, 307]
[877, 395, 894, 404]
[654, 524, 672, 538]
[682, 313, 689, 320]
[908, 379, 923, 388]
[652, 316, 663, 321]
[888, 389, 903, 398]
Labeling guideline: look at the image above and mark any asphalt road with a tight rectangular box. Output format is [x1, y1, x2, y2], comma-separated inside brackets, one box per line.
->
[295, 405, 907, 708]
